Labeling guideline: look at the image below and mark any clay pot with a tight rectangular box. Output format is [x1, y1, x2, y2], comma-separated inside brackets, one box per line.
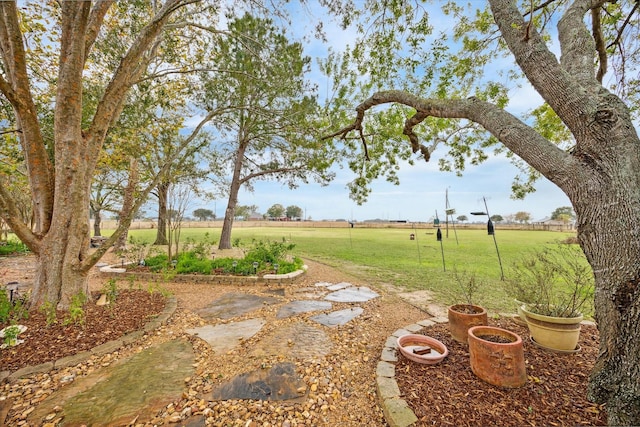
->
[520, 305, 582, 352]
[447, 304, 488, 344]
[397, 334, 448, 365]
[468, 326, 526, 388]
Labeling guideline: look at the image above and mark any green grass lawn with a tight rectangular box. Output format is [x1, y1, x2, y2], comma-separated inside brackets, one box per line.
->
[120, 226, 585, 316]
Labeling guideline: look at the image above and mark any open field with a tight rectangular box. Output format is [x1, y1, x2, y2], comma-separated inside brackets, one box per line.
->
[116, 226, 584, 316]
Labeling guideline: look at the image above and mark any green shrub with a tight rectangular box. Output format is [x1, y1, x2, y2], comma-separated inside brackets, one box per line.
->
[244, 240, 295, 264]
[39, 300, 57, 326]
[140, 239, 301, 276]
[0, 240, 29, 256]
[1, 291, 28, 324]
[144, 253, 169, 272]
[63, 292, 87, 326]
[176, 257, 213, 274]
[102, 279, 118, 304]
[0, 291, 11, 323]
[2, 324, 22, 346]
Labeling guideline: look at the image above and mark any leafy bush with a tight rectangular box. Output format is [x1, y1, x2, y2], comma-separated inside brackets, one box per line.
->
[0, 240, 29, 256]
[244, 239, 295, 264]
[506, 244, 594, 318]
[144, 253, 169, 272]
[141, 239, 302, 276]
[0, 291, 11, 323]
[176, 252, 213, 274]
[63, 292, 87, 326]
[0, 290, 28, 324]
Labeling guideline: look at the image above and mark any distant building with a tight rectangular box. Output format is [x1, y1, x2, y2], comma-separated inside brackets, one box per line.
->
[533, 217, 575, 231]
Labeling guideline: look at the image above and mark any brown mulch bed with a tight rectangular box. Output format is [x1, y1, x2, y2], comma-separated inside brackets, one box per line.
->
[0, 290, 166, 372]
[395, 318, 607, 426]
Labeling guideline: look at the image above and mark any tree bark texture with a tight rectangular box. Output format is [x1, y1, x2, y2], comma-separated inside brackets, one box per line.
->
[115, 158, 140, 251]
[154, 181, 170, 246]
[93, 209, 102, 237]
[218, 140, 248, 250]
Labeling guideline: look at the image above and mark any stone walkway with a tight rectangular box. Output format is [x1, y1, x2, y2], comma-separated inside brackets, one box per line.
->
[4, 280, 438, 426]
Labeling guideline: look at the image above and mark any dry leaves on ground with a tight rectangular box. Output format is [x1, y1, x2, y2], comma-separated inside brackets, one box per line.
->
[1, 290, 166, 372]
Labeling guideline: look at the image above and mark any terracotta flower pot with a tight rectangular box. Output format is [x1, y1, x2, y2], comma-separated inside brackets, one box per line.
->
[468, 326, 526, 388]
[447, 304, 488, 344]
[397, 334, 449, 365]
[520, 305, 582, 352]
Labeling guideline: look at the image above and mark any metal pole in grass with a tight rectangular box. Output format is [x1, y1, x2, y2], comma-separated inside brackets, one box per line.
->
[413, 222, 421, 264]
[471, 197, 505, 280]
[445, 188, 459, 245]
[435, 210, 445, 272]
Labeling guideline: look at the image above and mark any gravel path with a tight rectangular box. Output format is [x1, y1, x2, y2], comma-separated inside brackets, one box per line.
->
[2, 254, 433, 426]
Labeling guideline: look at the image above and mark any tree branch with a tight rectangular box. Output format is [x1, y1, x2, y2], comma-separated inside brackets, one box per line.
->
[85, 0, 200, 153]
[0, 0, 54, 233]
[488, 0, 601, 137]
[0, 179, 40, 252]
[591, 6, 607, 83]
[85, 0, 116, 60]
[325, 90, 580, 190]
[606, 2, 639, 50]
[557, 0, 606, 88]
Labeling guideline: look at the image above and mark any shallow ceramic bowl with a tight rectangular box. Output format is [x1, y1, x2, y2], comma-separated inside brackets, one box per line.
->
[397, 334, 449, 364]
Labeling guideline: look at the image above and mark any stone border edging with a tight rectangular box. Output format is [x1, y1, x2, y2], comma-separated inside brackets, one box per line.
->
[99, 264, 307, 285]
[376, 316, 449, 427]
[0, 296, 178, 384]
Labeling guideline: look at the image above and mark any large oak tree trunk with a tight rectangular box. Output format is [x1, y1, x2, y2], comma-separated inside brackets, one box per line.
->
[30, 172, 92, 310]
[574, 174, 640, 425]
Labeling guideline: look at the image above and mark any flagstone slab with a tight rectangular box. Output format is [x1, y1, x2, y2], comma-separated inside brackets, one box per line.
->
[314, 281, 333, 287]
[324, 286, 380, 303]
[250, 321, 333, 359]
[208, 362, 306, 402]
[310, 307, 364, 327]
[292, 286, 327, 299]
[276, 300, 332, 318]
[28, 339, 195, 426]
[186, 318, 265, 354]
[326, 282, 352, 291]
[196, 292, 280, 320]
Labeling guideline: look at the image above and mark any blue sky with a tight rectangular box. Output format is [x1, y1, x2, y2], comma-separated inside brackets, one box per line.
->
[191, 2, 573, 222]
[230, 152, 571, 222]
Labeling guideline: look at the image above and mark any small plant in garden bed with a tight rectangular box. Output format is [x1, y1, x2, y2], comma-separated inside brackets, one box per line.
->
[0, 240, 29, 256]
[134, 239, 303, 276]
[0, 289, 28, 324]
[505, 244, 594, 318]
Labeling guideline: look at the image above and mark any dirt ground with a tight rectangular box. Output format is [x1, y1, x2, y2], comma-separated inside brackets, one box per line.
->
[1, 251, 605, 426]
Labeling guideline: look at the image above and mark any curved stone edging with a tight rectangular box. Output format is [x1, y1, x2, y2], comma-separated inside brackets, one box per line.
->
[99, 264, 307, 285]
[0, 296, 178, 384]
[376, 316, 449, 427]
